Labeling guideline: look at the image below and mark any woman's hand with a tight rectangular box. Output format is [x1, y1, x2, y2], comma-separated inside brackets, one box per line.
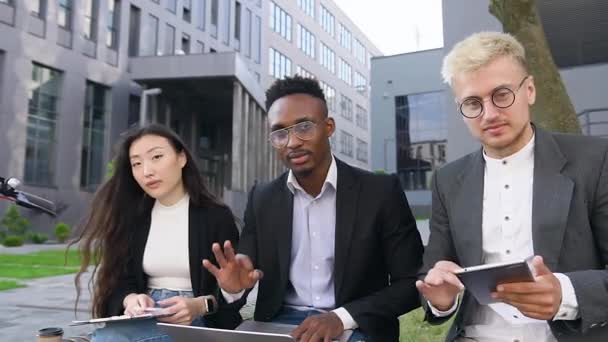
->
[156, 296, 206, 325]
[123, 293, 155, 316]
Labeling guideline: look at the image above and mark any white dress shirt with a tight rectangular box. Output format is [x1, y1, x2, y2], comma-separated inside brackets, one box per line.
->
[429, 134, 579, 342]
[223, 156, 357, 329]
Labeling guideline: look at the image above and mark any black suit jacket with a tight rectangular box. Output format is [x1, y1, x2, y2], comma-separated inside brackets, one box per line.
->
[421, 127, 608, 341]
[237, 158, 424, 341]
[106, 202, 242, 329]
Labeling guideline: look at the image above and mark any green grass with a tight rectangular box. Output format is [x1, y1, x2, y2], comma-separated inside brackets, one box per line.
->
[0, 249, 82, 267]
[0, 280, 25, 291]
[0, 264, 79, 279]
[399, 308, 452, 342]
[0, 249, 84, 287]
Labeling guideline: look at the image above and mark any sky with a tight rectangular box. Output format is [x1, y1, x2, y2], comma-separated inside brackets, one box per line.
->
[332, 0, 444, 56]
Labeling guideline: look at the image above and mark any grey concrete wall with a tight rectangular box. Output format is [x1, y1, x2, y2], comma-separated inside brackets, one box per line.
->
[369, 49, 444, 172]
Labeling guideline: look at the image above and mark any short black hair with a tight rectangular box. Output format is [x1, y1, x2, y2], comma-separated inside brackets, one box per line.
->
[265, 75, 328, 116]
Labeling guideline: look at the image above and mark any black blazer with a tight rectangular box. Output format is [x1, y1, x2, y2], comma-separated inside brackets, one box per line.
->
[106, 202, 242, 329]
[237, 158, 424, 341]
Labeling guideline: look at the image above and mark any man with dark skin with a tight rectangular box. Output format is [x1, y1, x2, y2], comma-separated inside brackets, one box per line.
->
[204, 76, 424, 341]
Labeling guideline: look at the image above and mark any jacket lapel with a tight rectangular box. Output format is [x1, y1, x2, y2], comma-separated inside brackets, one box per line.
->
[531, 128, 572, 270]
[452, 150, 484, 267]
[188, 202, 203, 295]
[334, 159, 359, 302]
[274, 176, 294, 291]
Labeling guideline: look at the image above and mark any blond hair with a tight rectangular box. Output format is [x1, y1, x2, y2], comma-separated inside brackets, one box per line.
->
[441, 31, 527, 85]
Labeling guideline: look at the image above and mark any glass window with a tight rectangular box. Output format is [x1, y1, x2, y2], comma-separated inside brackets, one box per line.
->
[84, 0, 98, 41]
[244, 8, 252, 57]
[356, 139, 368, 163]
[319, 81, 336, 113]
[319, 5, 334, 37]
[269, 2, 291, 42]
[166, 0, 176, 13]
[395, 92, 448, 190]
[338, 23, 352, 51]
[354, 71, 367, 94]
[140, 14, 159, 56]
[57, 0, 72, 30]
[339, 130, 353, 157]
[106, 0, 120, 49]
[31, 0, 46, 18]
[356, 105, 367, 130]
[338, 58, 352, 86]
[297, 24, 315, 58]
[296, 65, 315, 79]
[183, 0, 191, 22]
[354, 38, 366, 65]
[165, 23, 175, 55]
[81, 81, 110, 189]
[222, 0, 231, 45]
[319, 42, 335, 73]
[235, 1, 241, 42]
[210, 0, 218, 38]
[297, 0, 314, 18]
[340, 94, 353, 121]
[25, 63, 63, 186]
[181, 33, 190, 54]
[253, 15, 261, 63]
[269, 48, 291, 79]
[196, 0, 206, 31]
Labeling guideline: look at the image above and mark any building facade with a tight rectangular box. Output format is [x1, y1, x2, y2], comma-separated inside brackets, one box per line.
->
[0, 0, 380, 230]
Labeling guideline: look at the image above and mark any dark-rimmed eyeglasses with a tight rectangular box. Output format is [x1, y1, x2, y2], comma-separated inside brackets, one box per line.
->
[458, 75, 530, 118]
[268, 120, 318, 149]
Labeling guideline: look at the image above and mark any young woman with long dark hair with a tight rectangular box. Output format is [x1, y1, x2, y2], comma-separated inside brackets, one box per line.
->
[72, 124, 241, 341]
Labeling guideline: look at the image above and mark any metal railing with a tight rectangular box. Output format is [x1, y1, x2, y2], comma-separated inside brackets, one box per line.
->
[578, 107, 608, 138]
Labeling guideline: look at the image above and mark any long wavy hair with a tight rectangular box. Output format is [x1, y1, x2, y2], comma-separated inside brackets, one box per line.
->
[71, 124, 226, 318]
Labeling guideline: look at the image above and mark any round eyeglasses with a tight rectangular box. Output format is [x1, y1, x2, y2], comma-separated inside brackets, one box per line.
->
[458, 75, 529, 118]
[268, 120, 318, 149]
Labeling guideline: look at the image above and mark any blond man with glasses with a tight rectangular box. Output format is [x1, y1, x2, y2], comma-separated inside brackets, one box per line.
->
[417, 32, 608, 341]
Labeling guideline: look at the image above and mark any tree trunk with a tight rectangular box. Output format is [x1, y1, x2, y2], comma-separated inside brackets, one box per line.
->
[489, 0, 581, 134]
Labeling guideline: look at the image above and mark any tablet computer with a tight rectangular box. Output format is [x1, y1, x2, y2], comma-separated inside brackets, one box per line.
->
[455, 258, 535, 305]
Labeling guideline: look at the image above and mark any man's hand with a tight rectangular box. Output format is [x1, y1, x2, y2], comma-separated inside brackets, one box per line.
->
[123, 293, 155, 316]
[291, 312, 344, 342]
[202, 240, 263, 294]
[416, 260, 464, 311]
[156, 296, 207, 325]
[492, 256, 562, 320]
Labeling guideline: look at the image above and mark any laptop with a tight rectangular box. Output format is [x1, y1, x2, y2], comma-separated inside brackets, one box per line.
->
[158, 321, 353, 342]
[158, 323, 294, 342]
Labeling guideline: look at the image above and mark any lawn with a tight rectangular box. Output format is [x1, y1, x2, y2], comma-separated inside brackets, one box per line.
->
[0, 280, 25, 291]
[399, 308, 452, 342]
[0, 249, 83, 289]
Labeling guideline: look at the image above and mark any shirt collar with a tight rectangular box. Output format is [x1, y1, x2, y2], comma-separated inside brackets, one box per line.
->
[287, 155, 337, 196]
[483, 132, 535, 167]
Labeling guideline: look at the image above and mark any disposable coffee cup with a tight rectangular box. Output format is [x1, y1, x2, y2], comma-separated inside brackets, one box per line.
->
[37, 327, 63, 342]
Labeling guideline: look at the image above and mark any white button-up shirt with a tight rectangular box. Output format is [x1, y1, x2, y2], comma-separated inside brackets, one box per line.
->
[430, 134, 579, 342]
[223, 156, 357, 329]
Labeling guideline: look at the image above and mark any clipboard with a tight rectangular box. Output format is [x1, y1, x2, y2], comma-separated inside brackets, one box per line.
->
[70, 308, 173, 326]
[455, 258, 535, 305]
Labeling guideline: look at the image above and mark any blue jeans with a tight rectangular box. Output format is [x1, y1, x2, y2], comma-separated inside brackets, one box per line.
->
[92, 288, 206, 342]
[273, 306, 369, 342]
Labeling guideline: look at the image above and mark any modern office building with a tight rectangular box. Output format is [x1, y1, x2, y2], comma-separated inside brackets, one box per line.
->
[0, 0, 380, 230]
